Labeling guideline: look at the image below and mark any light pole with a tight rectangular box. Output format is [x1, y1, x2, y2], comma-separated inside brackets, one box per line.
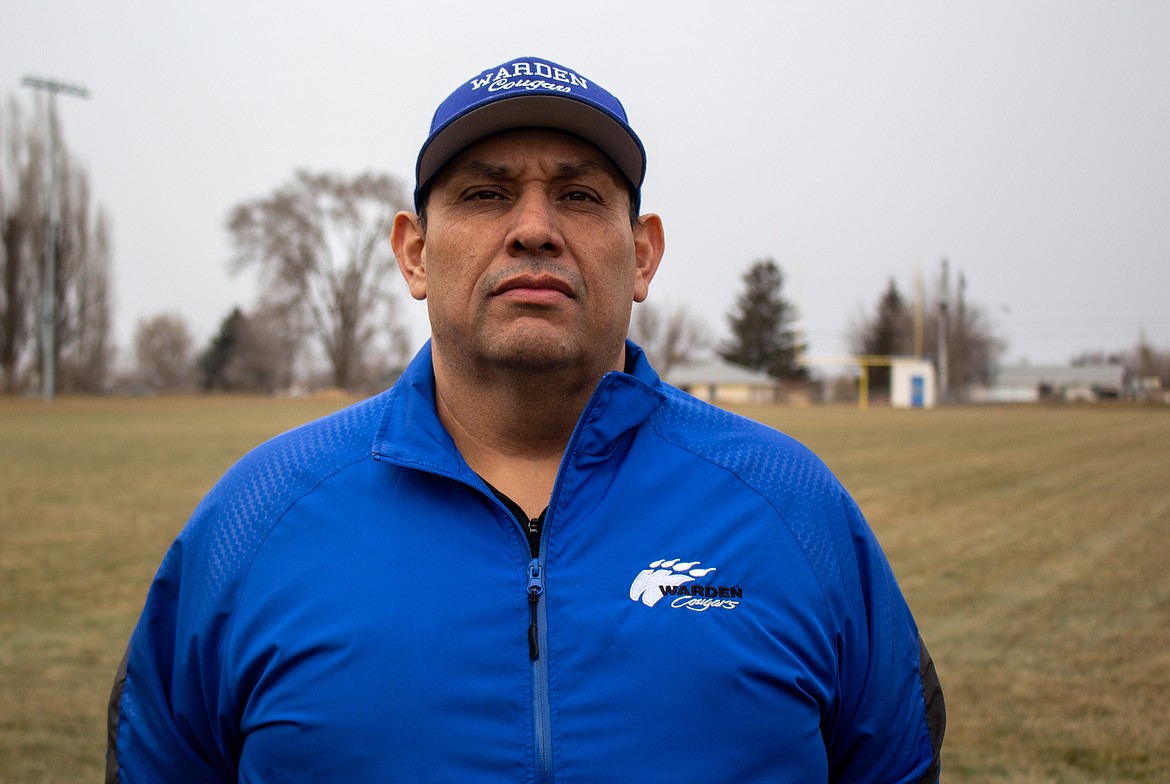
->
[937, 258, 950, 402]
[21, 75, 89, 401]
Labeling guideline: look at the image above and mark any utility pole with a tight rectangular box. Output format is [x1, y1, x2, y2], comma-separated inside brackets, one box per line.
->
[913, 265, 923, 358]
[937, 258, 949, 402]
[21, 75, 89, 402]
[956, 270, 967, 402]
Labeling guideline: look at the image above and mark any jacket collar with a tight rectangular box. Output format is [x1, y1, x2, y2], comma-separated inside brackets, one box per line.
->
[371, 340, 665, 478]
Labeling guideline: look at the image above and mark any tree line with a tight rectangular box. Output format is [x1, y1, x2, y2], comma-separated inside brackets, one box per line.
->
[5, 91, 1164, 400]
[136, 240, 1168, 403]
[0, 84, 1023, 404]
[641, 257, 1010, 404]
[133, 170, 413, 394]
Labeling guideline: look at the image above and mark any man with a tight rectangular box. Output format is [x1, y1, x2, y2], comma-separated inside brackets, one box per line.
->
[108, 56, 944, 782]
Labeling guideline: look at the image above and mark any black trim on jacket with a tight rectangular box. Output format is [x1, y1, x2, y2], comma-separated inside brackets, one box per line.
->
[105, 644, 130, 783]
[916, 635, 946, 783]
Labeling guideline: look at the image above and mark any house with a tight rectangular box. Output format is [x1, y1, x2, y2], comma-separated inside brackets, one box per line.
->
[664, 358, 779, 405]
[984, 364, 1125, 403]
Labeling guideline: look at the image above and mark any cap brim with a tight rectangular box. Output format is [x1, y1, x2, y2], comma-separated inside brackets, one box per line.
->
[416, 93, 646, 193]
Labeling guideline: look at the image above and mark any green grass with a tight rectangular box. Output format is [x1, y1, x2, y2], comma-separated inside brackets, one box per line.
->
[2, 397, 1168, 781]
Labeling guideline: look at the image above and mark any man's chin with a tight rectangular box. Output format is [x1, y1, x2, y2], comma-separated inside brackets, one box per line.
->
[485, 342, 580, 374]
[470, 321, 624, 377]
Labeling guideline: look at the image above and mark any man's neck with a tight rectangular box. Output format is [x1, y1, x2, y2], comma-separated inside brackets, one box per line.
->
[431, 351, 616, 518]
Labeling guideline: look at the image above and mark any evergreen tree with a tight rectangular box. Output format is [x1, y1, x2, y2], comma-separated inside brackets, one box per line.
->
[198, 307, 246, 391]
[719, 258, 806, 379]
[860, 278, 912, 392]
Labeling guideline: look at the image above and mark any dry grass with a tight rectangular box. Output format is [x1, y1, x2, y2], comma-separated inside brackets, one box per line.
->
[743, 404, 1170, 782]
[0, 395, 357, 782]
[2, 396, 1168, 781]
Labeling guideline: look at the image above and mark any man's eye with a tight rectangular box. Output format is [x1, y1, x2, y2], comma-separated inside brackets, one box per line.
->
[564, 190, 596, 202]
[467, 189, 505, 201]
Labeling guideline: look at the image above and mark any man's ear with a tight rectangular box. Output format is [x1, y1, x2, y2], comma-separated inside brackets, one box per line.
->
[391, 211, 428, 301]
[632, 213, 665, 303]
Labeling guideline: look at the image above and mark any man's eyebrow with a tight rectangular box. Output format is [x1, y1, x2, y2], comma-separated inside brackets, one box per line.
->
[452, 161, 513, 181]
[552, 160, 611, 180]
[450, 159, 613, 182]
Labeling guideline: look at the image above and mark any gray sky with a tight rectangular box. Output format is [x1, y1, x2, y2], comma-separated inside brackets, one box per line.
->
[3, 0, 1168, 369]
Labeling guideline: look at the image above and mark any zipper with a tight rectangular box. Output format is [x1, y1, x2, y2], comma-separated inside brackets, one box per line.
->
[527, 557, 544, 660]
[528, 556, 552, 783]
[374, 371, 621, 784]
[526, 373, 613, 784]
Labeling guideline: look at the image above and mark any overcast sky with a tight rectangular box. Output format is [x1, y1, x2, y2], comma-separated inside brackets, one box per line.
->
[3, 0, 1168, 370]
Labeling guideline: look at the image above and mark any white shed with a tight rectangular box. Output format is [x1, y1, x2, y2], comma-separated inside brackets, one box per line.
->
[891, 360, 937, 409]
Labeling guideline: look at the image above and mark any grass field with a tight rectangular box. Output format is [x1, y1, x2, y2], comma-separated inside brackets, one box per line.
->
[1, 396, 1168, 782]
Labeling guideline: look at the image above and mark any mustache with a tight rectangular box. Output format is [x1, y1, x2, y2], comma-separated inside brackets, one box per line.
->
[481, 259, 584, 296]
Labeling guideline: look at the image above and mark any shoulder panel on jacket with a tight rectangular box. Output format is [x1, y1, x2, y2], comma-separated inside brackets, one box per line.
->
[646, 385, 851, 576]
[179, 391, 391, 603]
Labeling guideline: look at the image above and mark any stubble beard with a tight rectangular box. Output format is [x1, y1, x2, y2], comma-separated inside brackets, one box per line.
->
[475, 318, 590, 376]
[453, 305, 629, 390]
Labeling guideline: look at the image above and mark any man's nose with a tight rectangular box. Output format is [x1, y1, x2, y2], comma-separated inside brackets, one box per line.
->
[505, 190, 563, 257]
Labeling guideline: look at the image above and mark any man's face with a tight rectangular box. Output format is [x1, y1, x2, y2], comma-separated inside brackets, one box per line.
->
[394, 129, 663, 377]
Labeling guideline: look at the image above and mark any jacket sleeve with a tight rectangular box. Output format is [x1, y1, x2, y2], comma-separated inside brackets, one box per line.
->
[824, 495, 945, 783]
[106, 519, 239, 783]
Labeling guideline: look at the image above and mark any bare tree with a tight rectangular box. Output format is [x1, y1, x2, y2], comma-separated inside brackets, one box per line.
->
[227, 171, 410, 390]
[225, 300, 303, 392]
[54, 162, 114, 391]
[134, 312, 194, 392]
[940, 300, 1003, 395]
[1125, 331, 1170, 399]
[629, 301, 710, 375]
[0, 93, 114, 393]
[0, 96, 39, 392]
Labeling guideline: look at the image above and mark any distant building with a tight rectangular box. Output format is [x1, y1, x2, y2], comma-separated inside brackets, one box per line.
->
[891, 360, 937, 409]
[983, 364, 1125, 403]
[665, 358, 779, 405]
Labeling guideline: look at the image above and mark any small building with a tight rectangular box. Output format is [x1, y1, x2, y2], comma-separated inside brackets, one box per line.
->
[985, 364, 1125, 403]
[891, 360, 937, 409]
[665, 358, 779, 405]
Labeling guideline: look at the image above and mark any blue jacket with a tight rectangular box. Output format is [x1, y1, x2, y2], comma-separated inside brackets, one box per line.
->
[109, 342, 943, 782]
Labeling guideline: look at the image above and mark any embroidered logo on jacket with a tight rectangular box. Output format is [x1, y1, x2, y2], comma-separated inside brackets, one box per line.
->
[628, 559, 742, 611]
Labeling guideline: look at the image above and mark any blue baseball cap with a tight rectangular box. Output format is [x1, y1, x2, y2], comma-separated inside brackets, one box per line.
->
[414, 56, 646, 209]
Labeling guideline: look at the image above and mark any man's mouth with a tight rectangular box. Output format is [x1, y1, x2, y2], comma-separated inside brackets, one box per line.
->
[494, 273, 576, 303]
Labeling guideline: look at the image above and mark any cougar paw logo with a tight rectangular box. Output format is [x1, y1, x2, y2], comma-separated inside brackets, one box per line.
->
[629, 558, 717, 607]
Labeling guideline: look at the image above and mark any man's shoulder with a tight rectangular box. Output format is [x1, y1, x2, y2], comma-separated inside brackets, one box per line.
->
[645, 385, 861, 591]
[178, 391, 392, 569]
[226, 391, 386, 486]
[648, 383, 836, 487]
